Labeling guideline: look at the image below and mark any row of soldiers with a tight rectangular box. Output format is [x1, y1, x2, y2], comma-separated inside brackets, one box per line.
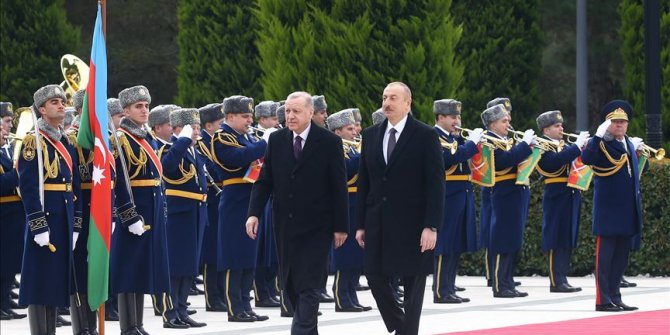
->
[0, 84, 647, 335]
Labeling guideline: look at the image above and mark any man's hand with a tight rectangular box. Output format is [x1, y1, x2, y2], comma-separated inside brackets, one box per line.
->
[178, 124, 193, 139]
[355, 229, 365, 248]
[72, 232, 79, 251]
[595, 119, 611, 138]
[522, 129, 535, 145]
[246, 216, 259, 239]
[128, 220, 145, 236]
[630, 137, 644, 151]
[34, 231, 50, 247]
[333, 232, 348, 249]
[574, 131, 590, 148]
[468, 128, 484, 144]
[420, 228, 437, 253]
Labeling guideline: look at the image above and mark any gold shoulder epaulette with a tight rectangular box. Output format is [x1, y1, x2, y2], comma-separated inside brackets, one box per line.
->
[22, 133, 37, 162]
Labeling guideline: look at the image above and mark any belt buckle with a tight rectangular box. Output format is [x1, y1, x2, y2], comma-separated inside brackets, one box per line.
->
[202, 194, 207, 202]
[65, 183, 72, 192]
[154, 179, 160, 187]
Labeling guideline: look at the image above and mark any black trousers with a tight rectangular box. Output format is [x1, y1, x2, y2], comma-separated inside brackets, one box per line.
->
[286, 286, 320, 335]
[433, 253, 459, 298]
[367, 273, 426, 335]
[548, 248, 572, 287]
[0, 275, 14, 310]
[223, 268, 254, 316]
[492, 252, 515, 293]
[203, 263, 225, 308]
[596, 235, 631, 305]
[165, 275, 193, 320]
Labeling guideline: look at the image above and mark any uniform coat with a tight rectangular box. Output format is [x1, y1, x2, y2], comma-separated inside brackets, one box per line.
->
[332, 146, 364, 270]
[196, 130, 223, 267]
[0, 145, 25, 277]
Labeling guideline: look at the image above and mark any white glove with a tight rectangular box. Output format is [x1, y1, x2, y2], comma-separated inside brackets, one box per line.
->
[72, 232, 79, 250]
[34, 232, 50, 247]
[574, 131, 589, 148]
[178, 124, 193, 139]
[128, 220, 145, 236]
[595, 119, 611, 138]
[630, 137, 644, 151]
[468, 128, 484, 144]
[261, 127, 277, 143]
[522, 129, 535, 145]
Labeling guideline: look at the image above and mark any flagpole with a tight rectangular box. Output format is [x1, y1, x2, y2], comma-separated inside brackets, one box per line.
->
[99, 3, 107, 335]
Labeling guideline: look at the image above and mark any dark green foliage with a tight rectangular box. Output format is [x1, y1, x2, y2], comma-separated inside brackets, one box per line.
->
[0, 0, 80, 106]
[255, 0, 463, 125]
[452, 0, 543, 130]
[176, 0, 262, 107]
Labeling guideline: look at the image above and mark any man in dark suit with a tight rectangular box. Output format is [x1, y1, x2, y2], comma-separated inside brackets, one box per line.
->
[246, 91, 348, 335]
[355, 82, 445, 335]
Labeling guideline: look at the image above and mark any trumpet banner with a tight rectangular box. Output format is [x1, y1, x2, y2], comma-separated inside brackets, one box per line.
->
[243, 158, 263, 183]
[567, 156, 593, 191]
[470, 143, 495, 187]
[516, 147, 543, 185]
[637, 152, 648, 180]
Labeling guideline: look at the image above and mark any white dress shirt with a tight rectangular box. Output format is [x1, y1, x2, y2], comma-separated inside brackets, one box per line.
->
[383, 114, 408, 163]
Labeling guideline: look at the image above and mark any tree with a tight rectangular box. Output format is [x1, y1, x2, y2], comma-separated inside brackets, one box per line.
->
[0, 0, 80, 107]
[452, 0, 543, 130]
[255, 0, 463, 125]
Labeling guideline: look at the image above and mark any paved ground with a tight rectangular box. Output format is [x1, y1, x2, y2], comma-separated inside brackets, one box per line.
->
[2, 275, 668, 335]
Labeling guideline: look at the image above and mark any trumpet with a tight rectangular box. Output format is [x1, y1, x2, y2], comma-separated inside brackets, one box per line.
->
[508, 128, 564, 152]
[342, 138, 361, 152]
[639, 144, 665, 160]
[561, 131, 579, 143]
[455, 126, 513, 151]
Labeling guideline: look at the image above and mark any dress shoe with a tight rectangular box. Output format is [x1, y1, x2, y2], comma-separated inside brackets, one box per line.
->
[121, 329, 143, 335]
[493, 290, 521, 298]
[181, 315, 207, 327]
[620, 279, 637, 288]
[455, 285, 466, 292]
[0, 309, 11, 320]
[280, 310, 294, 318]
[514, 281, 522, 286]
[614, 302, 638, 311]
[228, 312, 256, 322]
[550, 283, 582, 293]
[105, 308, 120, 321]
[248, 311, 269, 321]
[486, 279, 493, 287]
[206, 302, 228, 312]
[56, 315, 71, 327]
[355, 284, 370, 291]
[188, 287, 200, 296]
[9, 291, 19, 299]
[256, 298, 281, 308]
[513, 289, 528, 297]
[354, 304, 372, 311]
[433, 294, 462, 304]
[136, 326, 150, 335]
[163, 318, 190, 328]
[335, 305, 364, 312]
[318, 292, 335, 303]
[596, 303, 623, 312]
[58, 307, 70, 315]
[195, 277, 204, 285]
[2, 308, 27, 319]
[455, 294, 470, 303]
[8, 299, 25, 310]
[187, 308, 197, 315]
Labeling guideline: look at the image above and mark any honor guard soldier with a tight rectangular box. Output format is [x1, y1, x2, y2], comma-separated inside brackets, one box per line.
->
[481, 103, 534, 298]
[277, 103, 287, 128]
[108, 98, 124, 129]
[0, 104, 27, 320]
[112, 85, 171, 335]
[432, 99, 483, 303]
[311, 95, 329, 129]
[582, 100, 646, 312]
[211, 95, 272, 322]
[158, 108, 208, 329]
[351, 108, 362, 136]
[252, 101, 282, 308]
[371, 108, 386, 126]
[19, 85, 83, 335]
[149, 104, 179, 145]
[535, 111, 589, 293]
[327, 109, 371, 312]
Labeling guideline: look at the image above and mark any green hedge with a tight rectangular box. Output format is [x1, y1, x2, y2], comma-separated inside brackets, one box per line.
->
[458, 159, 670, 277]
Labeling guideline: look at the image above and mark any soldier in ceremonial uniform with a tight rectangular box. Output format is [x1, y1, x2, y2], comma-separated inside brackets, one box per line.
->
[148, 105, 178, 145]
[0, 105, 27, 320]
[277, 103, 286, 128]
[432, 99, 483, 304]
[582, 100, 646, 312]
[18, 85, 83, 335]
[108, 98, 124, 129]
[158, 108, 208, 329]
[535, 111, 589, 293]
[371, 108, 386, 125]
[111, 85, 170, 335]
[311, 95, 328, 129]
[351, 108, 362, 136]
[211, 95, 273, 322]
[481, 104, 534, 298]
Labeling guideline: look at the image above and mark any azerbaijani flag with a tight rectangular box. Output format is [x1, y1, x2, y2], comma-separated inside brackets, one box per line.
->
[76, 4, 111, 311]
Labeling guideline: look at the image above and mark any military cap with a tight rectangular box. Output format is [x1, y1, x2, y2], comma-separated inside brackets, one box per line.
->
[277, 105, 286, 125]
[433, 99, 462, 116]
[107, 98, 123, 117]
[33, 84, 67, 108]
[148, 104, 179, 128]
[372, 108, 386, 125]
[536, 110, 564, 130]
[487, 97, 512, 112]
[327, 109, 356, 131]
[64, 107, 76, 126]
[199, 103, 224, 124]
[481, 104, 510, 126]
[73, 89, 86, 110]
[222, 95, 254, 115]
[0, 102, 13, 118]
[255, 101, 279, 118]
[118, 85, 151, 108]
[600, 100, 632, 122]
[351, 108, 362, 123]
[170, 108, 200, 128]
[312, 95, 327, 111]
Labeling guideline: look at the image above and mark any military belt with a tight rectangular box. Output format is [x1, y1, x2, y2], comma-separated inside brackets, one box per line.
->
[445, 174, 470, 182]
[166, 189, 207, 202]
[348, 186, 357, 193]
[544, 177, 568, 184]
[222, 177, 251, 187]
[495, 173, 517, 182]
[0, 195, 21, 203]
[129, 179, 161, 187]
[44, 183, 72, 192]
[81, 181, 115, 190]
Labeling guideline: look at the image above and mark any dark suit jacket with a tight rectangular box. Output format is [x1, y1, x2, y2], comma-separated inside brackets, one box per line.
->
[356, 114, 445, 276]
[248, 122, 349, 291]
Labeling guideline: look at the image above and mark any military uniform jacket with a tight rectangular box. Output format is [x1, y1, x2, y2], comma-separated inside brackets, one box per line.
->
[17, 124, 82, 307]
[0, 144, 25, 276]
[110, 119, 170, 294]
[581, 136, 644, 237]
[536, 140, 582, 251]
[159, 136, 208, 277]
[434, 128, 478, 255]
[356, 115, 445, 276]
[211, 123, 267, 270]
[332, 145, 364, 270]
[196, 130, 223, 266]
[248, 123, 349, 292]
[488, 131, 532, 254]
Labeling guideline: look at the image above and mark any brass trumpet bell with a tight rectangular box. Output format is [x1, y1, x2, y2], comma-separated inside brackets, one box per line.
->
[60, 54, 90, 106]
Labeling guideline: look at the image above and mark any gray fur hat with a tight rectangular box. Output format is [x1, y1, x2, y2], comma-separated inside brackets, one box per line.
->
[327, 109, 356, 131]
[64, 107, 75, 126]
[255, 101, 279, 118]
[223, 95, 254, 115]
[351, 108, 362, 123]
[199, 103, 224, 124]
[33, 84, 67, 108]
[73, 89, 86, 110]
[149, 104, 179, 128]
[372, 108, 386, 125]
[433, 99, 462, 116]
[119, 85, 151, 108]
[277, 105, 286, 124]
[170, 108, 200, 128]
[0, 102, 12, 118]
[486, 97, 512, 112]
[312, 95, 327, 111]
[536, 110, 564, 130]
[107, 98, 123, 117]
[481, 104, 510, 126]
